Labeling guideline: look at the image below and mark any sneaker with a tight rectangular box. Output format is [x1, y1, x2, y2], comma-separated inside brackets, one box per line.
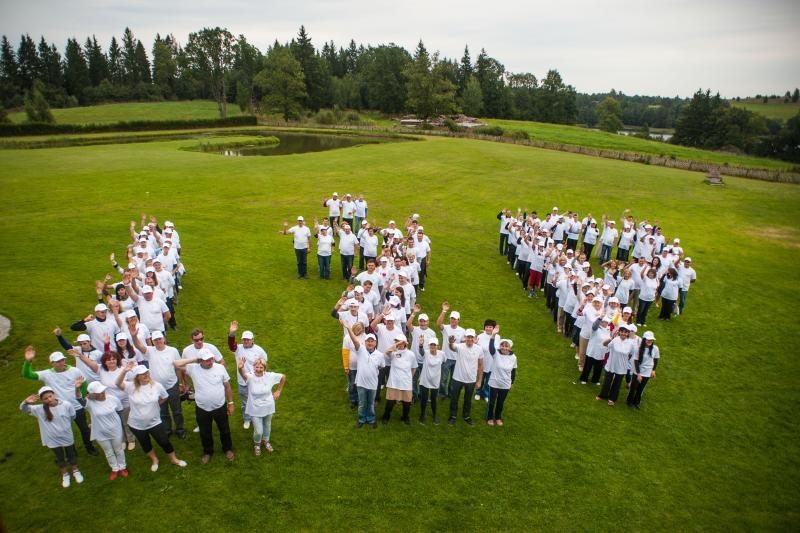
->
[109, 471, 119, 481]
[464, 418, 475, 426]
[193, 426, 200, 433]
[176, 429, 187, 440]
[127, 442, 136, 451]
[120, 469, 129, 478]
[432, 416, 440, 425]
[174, 460, 188, 467]
[356, 421, 364, 428]
[151, 462, 159, 472]
[496, 419, 504, 426]
[447, 417, 456, 425]
[264, 442, 273, 453]
[487, 419, 495, 426]
[580, 381, 587, 385]
[484, 397, 489, 403]
[243, 420, 251, 430]
[254, 445, 261, 457]
[474, 394, 480, 401]
[72, 470, 84, 484]
[607, 400, 615, 406]
[62, 474, 71, 488]
[418, 416, 425, 425]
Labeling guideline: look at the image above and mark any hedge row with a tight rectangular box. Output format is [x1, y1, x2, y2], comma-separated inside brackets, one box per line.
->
[0, 116, 258, 137]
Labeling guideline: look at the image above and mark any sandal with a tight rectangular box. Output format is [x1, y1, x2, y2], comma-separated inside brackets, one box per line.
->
[607, 400, 615, 406]
[264, 442, 274, 453]
[254, 445, 261, 457]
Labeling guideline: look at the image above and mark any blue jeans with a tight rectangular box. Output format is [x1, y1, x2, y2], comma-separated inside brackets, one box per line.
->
[251, 414, 273, 443]
[357, 386, 377, 423]
[600, 244, 613, 262]
[347, 370, 358, 405]
[679, 290, 688, 314]
[340, 254, 354, 280]
[636, 300, 653, 325]
[238, 383, 251, 422]
[318, 254, 331, 279]
[439, 359, 456, 397]
[295, 248, 308, 277]
[477, 371, 491, 399]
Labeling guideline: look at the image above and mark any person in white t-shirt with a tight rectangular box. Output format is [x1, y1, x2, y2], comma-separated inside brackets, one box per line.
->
[597, 324, 637, 406]
[175, 350, 235, 463]
[85, 381, 127, 480]
[20, 386, 83, 488]
[486, 337, 518, 426]
[337, 223, 359, 281]
[447, 328, 484, 425]
[626, 331, 660, 409]
[417, 337, 444, 425]
[436, 302, 464, 398]
[497, 208, 512, 255]
[381, 336, 417, 425]
[125, 284, 170, 335]
[345, 328, 385, 429]
[677, 257, 697, 315]
[237, 356, 285, 455]
[132, 331, 185, 439]
[227, 321, 269, 430]
[314, 222, 335, 280]
[341, 193, 356, 228]
[283, 216, 312, 279]
[323, 192, 341, 227]
[599, 217, 619, 263]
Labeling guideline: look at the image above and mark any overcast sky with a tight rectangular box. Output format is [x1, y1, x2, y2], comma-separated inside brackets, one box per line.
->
[1, 0, 797, 98]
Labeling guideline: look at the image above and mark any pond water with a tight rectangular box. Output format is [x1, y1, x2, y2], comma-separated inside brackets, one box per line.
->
[214, 131, 385, 157]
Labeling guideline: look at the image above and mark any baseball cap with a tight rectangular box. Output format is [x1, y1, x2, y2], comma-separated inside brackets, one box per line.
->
[332, 192, 338, 196]
[124, 309, 137, 319]
[499, 338, 514, 347]
[297, 216, 304, 221]
[132, 365, 149, 376]
[115, 332, 128, 341]
[127, 262, 137, 269]
[623, 306, 633, 314]
[95, 303, 109, 312]
[87, 381, 107, 394]
[151, 331, 164, 340]
[685, 257, 692, 262]
[76, 334, 91, 343]
[49, 352, 66, 362]
[164, 221, 174, 227]
[464, 328, 476, 337]
[141, 285, 154, 294]
[354, 286, 364, 293]
[198, 349, 215, 361]
[145, 267, 156, 273]
[418, 313, 429, 321]
[428, 338, 440, 346]
[365, 333, 376, 341]
[38, 386, 55, 396]
[383, 315, 395, 321]
[242, 331, 254, 340]
[389, 295, 401, 306]
[643, 331, 656, 340]
[152, 256, 162, 263]
[394, 335, 407, 344]
[449, 311, 460, 320]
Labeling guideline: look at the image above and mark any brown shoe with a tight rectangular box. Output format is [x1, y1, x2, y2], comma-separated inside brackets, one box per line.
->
[225, 450, 235, 462]
[201, 454, 211, 465]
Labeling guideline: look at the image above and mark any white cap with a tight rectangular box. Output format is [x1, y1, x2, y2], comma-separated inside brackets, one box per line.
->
[608, 297, 619, 304]
[449, 311, 460, 320]
[389, 295, 401, 306]
[115, 332, 128, 341]
[164, 221, 174, 227]
[141, 285, 154, 294]
[582, 262, 591, 268]
[49, 352, 66, 362]
[417, 226, 424, 232]
[365, 333, 376, 341]
[592, 297, 604, 303]
[674, 238, 680, 243]
[428, 338, 440, 346]
[151, 331, 164, 340]
[332, 192, 338, 196]
[645, 224, 652, 229]
[198, 349, 215, 361]
[124, 309, 137, 319]
[418, 313, 429, 321]
[388, 220, 396, 225]
[556, 244, 563, 250]
[242, 331, 254, 340]
[76, 333, 91, 343]
[38, 386, 55, 396]
[394, 335, 407, 344]
[499, 338, 514, 347]
[145, 267, 156, 273]
[621, 323, 635, 332]
[354, 286, 364, 293]
[163, 240, 172, 246]
[623, 306, 633, 314]
[127, 262, 137, 269]
[297, 216, 304, 221]
[87, 381, 107, 394]
[552, 206, 558, 211]
[602, 284, 611, 291]
[152, 256, 162, 263]
[643, 331, 656, 340]
[132, 365, 149, 376]
[464, 328, 476, 337]
[383, 314, 395, 321]
[412, 213, 420, 220]
[685, 257, 692, 262]
[346, 299, 359, 307]
[95, 303, 109, 312]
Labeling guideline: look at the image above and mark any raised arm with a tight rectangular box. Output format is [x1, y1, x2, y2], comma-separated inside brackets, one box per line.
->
[68, 348, 99, 373]
[436, 301, 449, 330]
[406, 303, 421, 331]
[227, 321, 238, 352]
[342, 322, 361, 350]
[116, 361, 135, 390]
[173, 356, 197, 369]
[236, 357, 250, 382]
[21, 346, 40, 381]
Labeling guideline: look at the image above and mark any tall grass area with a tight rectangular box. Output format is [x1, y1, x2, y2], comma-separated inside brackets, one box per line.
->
[0, 133, 797, 530]
[7, 100, 242, 124]
[487, 118, 795, 171]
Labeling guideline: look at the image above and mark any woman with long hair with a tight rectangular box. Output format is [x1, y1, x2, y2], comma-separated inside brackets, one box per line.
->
[627, 331, 660, 409]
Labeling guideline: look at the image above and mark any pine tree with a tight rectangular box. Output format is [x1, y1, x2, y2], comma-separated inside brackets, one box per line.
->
[85, 36, 109, 86]
[134, 40, 151, 83]
[63, 37, 90, 100]
[121, 27, 138, 84]
[152, 34, 178, 98]
[107, 36, 124, 85]
[38, 37, 63, 89]
[24, 79, 54, 123]
[457, 45, 472, 97]
[17, 34, 40, 91]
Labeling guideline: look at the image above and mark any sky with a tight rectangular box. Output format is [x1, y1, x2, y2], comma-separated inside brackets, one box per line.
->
[0, 0, 797, 98]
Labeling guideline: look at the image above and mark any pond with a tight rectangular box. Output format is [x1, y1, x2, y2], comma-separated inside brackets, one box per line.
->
[212, 131, 387, 157]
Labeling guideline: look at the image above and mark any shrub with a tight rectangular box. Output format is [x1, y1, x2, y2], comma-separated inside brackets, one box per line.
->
[346, 112, 361, 124]
[443, 118, 464, 133]
[316, 109, 336, 125]
[508, 129, 529, 140]
[0, 115, 258, 137]
[474, 125, 504, 136]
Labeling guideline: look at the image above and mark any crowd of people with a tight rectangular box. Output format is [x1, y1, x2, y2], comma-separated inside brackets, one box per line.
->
[313, 208, 519, 429]
[496, 206, 697, 408]
[19, 216, 286, 488]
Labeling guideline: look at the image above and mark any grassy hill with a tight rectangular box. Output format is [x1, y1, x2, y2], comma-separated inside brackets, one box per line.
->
[731, 100, 800, 121]
[7, 100, 242, 125]
[0, 129, 797, 530]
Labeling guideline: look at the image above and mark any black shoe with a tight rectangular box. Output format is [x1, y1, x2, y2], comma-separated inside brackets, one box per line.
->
[350, 402, 358, 410]
[447, 417, 456, 425]
[370, 422, 377, 429]
[356, 422, 364, 428]
[381, 418, 389, 425]
[432, 416, 440, 425]
[403, 418, 411, 426]
[418, 416, 425, 425]
[86, 446, 99, 457]
[464, 418, 475, 426]
[176, 429, 187, 439]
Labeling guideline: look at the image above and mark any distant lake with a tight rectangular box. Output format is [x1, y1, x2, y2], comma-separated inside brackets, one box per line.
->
[213, 131, 388, 156]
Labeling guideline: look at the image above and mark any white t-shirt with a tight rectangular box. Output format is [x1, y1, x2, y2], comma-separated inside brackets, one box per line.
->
[122, 322, 151, 361]
[385, 349, 416, 390]
[123, 381, 168, 430]
[355, 199, 367, 217]
[74, 348, 103, 383]
[635, 344, 660, 377]
[451, 343, 484, 383]
[413, 238, 431, 259]
[86, 396, 124, 441]
[583, 226, 599, 245]
[21, 401, 76, 447]
[245, 372, 284, 417]
[341, 200, 356, 219]
[476, 332, 494, 373]
[586, 323, 611, 360]
[601, 227, 619, 246]
[639, 276, 658, 302]
[100, 367, 131, 407]
[375, 324, 402, 355]
[35, 367, 84, 410]
[661, 278, 681, 300]
[316, 233, 334, 256]
[86, 318, 120, 353]
[410, 327, 437, 364]
[288, 225, 312, 250]
[137, 297, 169, 333]
[604, 337, 637, 374]
[338, 230, 358, 255]
[144, 346, 180, 389]
[615, 278, 635, 304]
[185, 363, 231, 411]
[362, 234, 379, 257]
[677, 265, 697, 291]
[325, 199, 341, 217]
[354, 347, 385, 389]
[419, 349, 445, 389]
[234, 343, 268, 386]
[488, 353, 517, 389]
[441, 324, 465, 361]
[182, 342, 224, 363]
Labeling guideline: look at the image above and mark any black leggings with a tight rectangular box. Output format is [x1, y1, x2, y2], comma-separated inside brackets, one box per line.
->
[52, 445, 78, 467]
[130, 422, 174, 454]
[419, 386, 438, 417]
[487, 387, 510, 420]
[382, 399, 411, 421]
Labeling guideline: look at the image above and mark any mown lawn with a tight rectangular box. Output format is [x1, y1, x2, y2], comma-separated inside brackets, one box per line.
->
[7, 100, 243, 124]
[486, 118, 795, 171]
[0, 132, 798, 531]
[731, 100, 800, 121]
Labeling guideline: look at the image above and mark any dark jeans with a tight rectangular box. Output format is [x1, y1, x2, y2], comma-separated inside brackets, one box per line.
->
[637, 300, 653, 324]
[160, 383, 184, 433]
[579, 357, 604, 384]
[358, 246, 366, 270]
[616, 247, 630, 261]
[679, 290, 688, 314]
[499, 233, 508, 255]
[418, 257, 428, 289]
[567, 238, 578, 251]
[74, 407, 94, 450]
[166, 297, 177, 329]
[52, 445, 78, 467]
[376, 366, 390, 400]
[130, 422, 174, 454]
[487, 387, 510, 420]
[347, 370, 358, 405]
[412, 363, 423, 400]
[340, 254, 354, 280]
[317, 254, 331, 279]
[196, 405, 233, 455]
[583, 242, 595, 258]
[477, 371, 491, 399]
[659, 297, 675, 319]
[439, 359, 455, 397]
[600, 244, 613, 262]
[627, 376, 650, 407]
[295, 248, 308, 277]
[598, 372, 625, 403]
[419, 386, 438, 417]
[449, 380, 476, 420]
[506, 244, 516, 265]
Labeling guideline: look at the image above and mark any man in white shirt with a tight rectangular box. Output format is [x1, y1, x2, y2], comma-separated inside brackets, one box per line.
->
[341, 193, 356, 228]
[436, 302, 464, 399]
[447, 328, 484, 425]
[599, 218, 619, 263]
[126, 285, 170, 335]
[677, 257, 697, 315]
[174, 350, 234, 463]
[314, 222, 334, 280]
[337, 224, 359, 281]
[283, 216, 312, 279]
[75, 303, 120, 354]
[354, 194, 368, 233]
[132, 331, 185, 439]
[227, 321, 268, 429]
[412, 228, 432, 291]
[323, 192, 341, 227]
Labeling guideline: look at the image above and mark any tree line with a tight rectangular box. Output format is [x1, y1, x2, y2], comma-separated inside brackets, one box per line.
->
[0, 26, 577, 124]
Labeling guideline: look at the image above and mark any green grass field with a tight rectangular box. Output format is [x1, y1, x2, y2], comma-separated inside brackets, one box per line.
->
[486, 118, 795, 171]
[731, 100, 800, 121]
[0, 129, 798, 531]
[7, 100, 243, 124]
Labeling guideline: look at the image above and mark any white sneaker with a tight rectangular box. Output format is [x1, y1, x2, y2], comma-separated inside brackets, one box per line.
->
[474, 394, 480, 401]
[193, 426, 200, 433]
[62, 474, 71, 488]
[127, 441, 136, 451]
[484, 397, 489, 403]
[243, 420, 251, 430]
[151, 462, 159, 472]
[174, 460, 187, 468]
[72, 470, 84, 484]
